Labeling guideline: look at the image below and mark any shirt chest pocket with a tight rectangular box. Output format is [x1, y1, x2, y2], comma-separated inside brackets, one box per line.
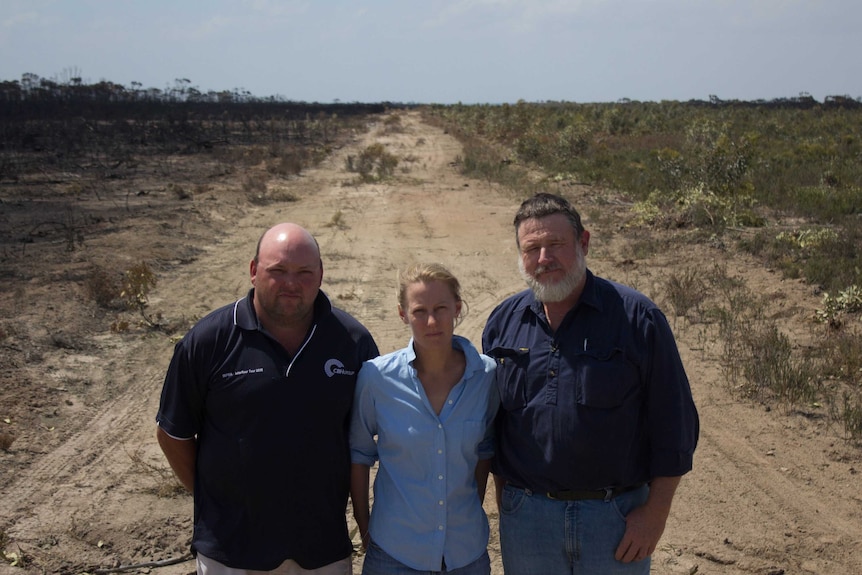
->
[574, 347, 641, 408]
[487, 346, 530, 411]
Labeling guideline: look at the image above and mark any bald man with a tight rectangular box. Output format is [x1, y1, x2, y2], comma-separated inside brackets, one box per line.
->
[157, 223, 379, 575]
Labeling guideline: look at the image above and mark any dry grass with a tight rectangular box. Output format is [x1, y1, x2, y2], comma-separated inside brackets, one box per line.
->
[125, 447, 187, 499]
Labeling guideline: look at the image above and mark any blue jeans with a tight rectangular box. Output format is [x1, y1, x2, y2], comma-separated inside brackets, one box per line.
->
[361, 540, 490, 575]
[499, 484, 651, 575]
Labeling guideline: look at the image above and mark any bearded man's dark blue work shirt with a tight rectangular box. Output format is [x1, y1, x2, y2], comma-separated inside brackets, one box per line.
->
[482, 270, 699, 493]
[156, 289, 379, 571]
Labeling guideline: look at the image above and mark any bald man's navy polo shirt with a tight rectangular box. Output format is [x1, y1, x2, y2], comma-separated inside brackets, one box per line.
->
[157, 289, 378, 571]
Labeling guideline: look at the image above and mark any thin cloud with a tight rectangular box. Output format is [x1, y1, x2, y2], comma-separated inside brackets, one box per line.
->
[241, 0, 310, 22]
[2, 10, 40, 29]
[422, 0, 593, 33]
[184, 15, 233, 41]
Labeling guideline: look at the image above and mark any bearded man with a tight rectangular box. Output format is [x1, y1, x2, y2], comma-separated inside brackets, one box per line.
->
[482, 193, 699, 575]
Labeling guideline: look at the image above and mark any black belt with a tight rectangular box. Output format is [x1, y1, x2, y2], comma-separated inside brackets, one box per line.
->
[547, 483, 645, 501]
[512, 483, 645, 501]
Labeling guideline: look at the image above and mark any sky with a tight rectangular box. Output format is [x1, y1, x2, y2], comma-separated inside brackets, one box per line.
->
[1, 0, 860, 104]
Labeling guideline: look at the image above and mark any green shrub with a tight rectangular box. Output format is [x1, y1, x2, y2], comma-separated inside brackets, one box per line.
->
[346, 143, 399, 182]
[424, 100, 862, 435]
[816, 285, 862, 327]
[788, 185, 862, 221]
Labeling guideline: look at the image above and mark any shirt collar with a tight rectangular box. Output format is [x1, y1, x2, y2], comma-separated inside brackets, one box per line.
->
[579, 269, 603, 312]
[405, 334, 482, 379]
[233, 290, 258, 330]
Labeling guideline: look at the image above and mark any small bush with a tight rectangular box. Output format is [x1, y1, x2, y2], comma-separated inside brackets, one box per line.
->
[819, 329, 862, 383]
[381, 114, 404, 134]
[325, 210, 347, 229]
[815, 285, 862, 327]
[110, 316, 130, 333]
[664, 267, 708, 320]
[346, 143, 399, 182]
[85, 265, 123, 309]
[242, 173, 269, 202]
[633, 183, 763, 230]
[740, 323, 817, 410]
[121, 262, 159, 327]
[267, 147, 309, 176]
[0, 430, 14, 451]
[841, 392, 862, 441]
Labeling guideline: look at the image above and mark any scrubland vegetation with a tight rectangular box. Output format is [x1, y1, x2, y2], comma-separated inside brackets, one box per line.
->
[2, 74, 860, 443]
[3, 74, 861, 574]
[426, 96, 862, 440]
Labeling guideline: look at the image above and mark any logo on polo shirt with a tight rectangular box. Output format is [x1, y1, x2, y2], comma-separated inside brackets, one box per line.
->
[325, 359, 355, 377]
[221, 366, 265, 379]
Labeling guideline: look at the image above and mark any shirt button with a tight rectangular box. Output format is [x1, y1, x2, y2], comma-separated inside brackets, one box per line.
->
[438, 474, 444, 480]
[438, 423, 443, 429]
[437, 449, 443, 454]
[438, 500, 444, 506]
[448, 400, 453, 404]
[549, 370, 556, 376]
[438, 525, 444, 531]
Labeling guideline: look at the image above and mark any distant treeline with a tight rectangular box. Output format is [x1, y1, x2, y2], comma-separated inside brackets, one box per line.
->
[520, 94, 862, 110]
[0, 74, 405, 161]
[2, 73, 859, 114]
[678, 93, 860, 110]
[0, 73, 396, 121]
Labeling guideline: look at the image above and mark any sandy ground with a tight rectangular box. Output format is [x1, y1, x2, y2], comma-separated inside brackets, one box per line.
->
[1, 110, 860, 575]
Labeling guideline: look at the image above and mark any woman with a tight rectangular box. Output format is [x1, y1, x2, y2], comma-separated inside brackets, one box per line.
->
[350, 263, 499, 575]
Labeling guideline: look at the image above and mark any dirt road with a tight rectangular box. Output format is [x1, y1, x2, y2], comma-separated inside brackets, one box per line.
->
[1, 111, 860, 574]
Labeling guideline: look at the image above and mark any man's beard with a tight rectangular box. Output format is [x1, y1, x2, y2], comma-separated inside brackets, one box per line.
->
[519, 258, 585, 303]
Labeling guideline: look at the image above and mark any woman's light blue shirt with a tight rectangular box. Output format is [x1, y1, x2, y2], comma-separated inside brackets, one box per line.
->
[349, 335, 499, 571]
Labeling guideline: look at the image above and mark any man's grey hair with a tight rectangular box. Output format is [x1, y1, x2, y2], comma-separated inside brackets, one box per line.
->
[513, 193, 585, 248]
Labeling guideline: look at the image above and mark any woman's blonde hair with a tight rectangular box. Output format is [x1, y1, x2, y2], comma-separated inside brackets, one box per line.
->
[397, 263, 468, 325]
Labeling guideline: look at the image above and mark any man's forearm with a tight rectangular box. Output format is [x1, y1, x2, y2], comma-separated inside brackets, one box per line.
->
[492, 473, 506, 511]
[350, 463, 372, 548]
[645, 475, 682, 516]
[475, 459, 492, 504]
[156, 426, 197, 492]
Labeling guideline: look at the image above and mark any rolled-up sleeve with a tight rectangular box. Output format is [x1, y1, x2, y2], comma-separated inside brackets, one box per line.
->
[645, 308, 699, 477]
[349, 362, 379, 466]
